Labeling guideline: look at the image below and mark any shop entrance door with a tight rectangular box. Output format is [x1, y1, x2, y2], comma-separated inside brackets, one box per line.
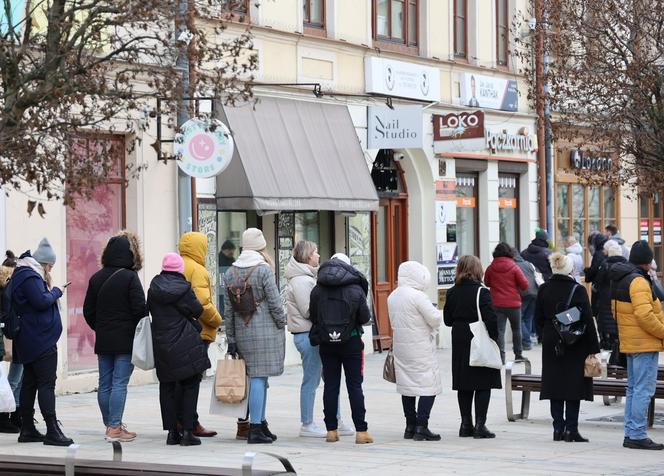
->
[372, 197, 408, 338]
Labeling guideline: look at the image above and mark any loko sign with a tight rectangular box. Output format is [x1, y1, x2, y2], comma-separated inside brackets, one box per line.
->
[570, 149, 613, 172]
[433, 111, 485, 141]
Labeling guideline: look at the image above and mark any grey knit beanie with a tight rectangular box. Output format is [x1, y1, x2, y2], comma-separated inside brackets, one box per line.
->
[33, 238, 56, 265]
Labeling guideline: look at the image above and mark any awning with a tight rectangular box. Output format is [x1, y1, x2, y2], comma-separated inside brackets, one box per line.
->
[215, 97, 378, 213]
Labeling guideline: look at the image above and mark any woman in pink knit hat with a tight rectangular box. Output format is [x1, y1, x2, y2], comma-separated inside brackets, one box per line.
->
[147, 253, 210, 446]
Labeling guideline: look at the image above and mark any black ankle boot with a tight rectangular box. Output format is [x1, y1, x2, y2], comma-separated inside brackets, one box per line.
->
[553, 430, 564, 441]
[564, 430, 589, 443]
[43, 416, 74, 446]
[404, 418, 416, 439]
[166, 429, 182, 445]
[473, 421, 496, 439]
[0, 413, 19, 434]
[413, 424, 441, 441]
[10, 412, 21, 430]
[18, 412, 44, 443]
[248, 423, 273, 444]
[180, 430, 201, 446]
[261, 420, 277, 441]
[459, 417, 474, 438]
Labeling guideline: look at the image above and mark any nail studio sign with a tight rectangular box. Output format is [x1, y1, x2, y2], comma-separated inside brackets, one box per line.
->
[174, 118, 234, 178]
[570, 149, 613, 172]
[368, 105, 423, 149]
[485, 129, 535, 153]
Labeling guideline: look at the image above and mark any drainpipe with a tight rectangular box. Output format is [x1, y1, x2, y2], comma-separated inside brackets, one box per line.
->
[534, 0, 547, 231]
[545, 51, 554, 236]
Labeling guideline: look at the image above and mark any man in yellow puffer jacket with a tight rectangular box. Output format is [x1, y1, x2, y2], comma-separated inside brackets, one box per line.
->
[178, 232, 222, 437]
[610, 240, 664, 450]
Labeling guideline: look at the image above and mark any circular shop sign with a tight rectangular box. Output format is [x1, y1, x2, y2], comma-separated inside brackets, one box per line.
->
[174, 118, 234, 178]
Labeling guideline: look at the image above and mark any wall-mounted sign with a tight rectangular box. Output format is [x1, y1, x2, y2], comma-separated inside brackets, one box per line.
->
[433, 111, 485, 141]
[365, 57, 441, 102]
[435, 180, 456, 200]
[655, 219, 662, 244]
[569, 149, 613, 172]
[641, 219, 650, 241]
[174, 118, 234, 178]
[460, 73, 518, 112]
[499, 197, 518, 209]
[437, 243, 458, 265]
[438, 265, 456, 286]
[485, 129, 535, 153]
[456, 197, 476, 208]
[367, 105, 423, 149]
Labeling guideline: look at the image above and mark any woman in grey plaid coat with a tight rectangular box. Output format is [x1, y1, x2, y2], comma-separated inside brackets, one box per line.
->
[224, 228, 286, 445]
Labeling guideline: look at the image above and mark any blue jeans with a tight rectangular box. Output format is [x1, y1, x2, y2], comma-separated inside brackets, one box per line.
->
[294, 332, 322, 424]
[8, 362, 23, 408]
[97, 354, 134, 428]
[521, 296, 536, 347]
[624, 352, 659, 440]
[248, 377, 268, 424]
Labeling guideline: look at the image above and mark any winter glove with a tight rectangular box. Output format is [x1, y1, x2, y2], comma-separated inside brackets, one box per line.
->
[227, 342, 238, 357]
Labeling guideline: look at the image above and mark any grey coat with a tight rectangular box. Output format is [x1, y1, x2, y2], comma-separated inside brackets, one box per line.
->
[223, 262, 286, 377]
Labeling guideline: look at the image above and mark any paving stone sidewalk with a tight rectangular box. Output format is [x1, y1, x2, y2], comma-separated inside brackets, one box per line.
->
[0, 347, 662, 475]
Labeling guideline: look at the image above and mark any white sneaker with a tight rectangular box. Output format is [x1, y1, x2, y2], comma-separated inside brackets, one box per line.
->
[338, 420, 355, 436]
[299, 422, 327, 438]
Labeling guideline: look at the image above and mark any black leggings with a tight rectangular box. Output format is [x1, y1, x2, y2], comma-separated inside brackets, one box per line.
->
[20, 350, 57, 420]
[402, 396, 436, 425]
[457, 389, 491, 424]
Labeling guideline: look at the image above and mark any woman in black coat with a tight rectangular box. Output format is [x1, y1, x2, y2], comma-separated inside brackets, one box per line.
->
[148, 253, 210, 447]
[444, 255, 502, 439]
[535, 252, 600, 443]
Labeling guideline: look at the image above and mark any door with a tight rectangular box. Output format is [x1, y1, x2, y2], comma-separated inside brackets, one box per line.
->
[372, 197, 408, 337]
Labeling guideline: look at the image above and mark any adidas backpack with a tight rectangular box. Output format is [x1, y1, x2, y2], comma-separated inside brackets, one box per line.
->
[311, 287, 357, 346]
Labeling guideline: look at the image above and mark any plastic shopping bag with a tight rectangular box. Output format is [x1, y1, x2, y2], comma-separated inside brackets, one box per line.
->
[131, 316, 154, 371]
[0, 365, 16, 413]
[209, 373, 249, 418]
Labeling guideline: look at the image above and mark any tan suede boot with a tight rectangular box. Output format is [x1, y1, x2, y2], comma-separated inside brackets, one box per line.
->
[355, 431, 374, 444]
[325, 430, 339, 442]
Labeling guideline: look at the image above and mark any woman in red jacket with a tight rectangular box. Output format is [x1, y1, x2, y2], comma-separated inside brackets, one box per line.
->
[484, 243, 528, 363]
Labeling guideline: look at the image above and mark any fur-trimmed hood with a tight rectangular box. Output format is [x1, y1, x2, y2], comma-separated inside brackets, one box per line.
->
[101, 230, 143, 271]
[0, 265, 13, 288]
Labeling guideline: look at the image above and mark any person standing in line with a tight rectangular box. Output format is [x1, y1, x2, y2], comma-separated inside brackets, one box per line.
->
[2, 251, 23, 431]
[594, 240, 627, 355]
[388, 261, 442, 441]
[83, 232, 146, 443]
[178, 232, 222, 438]
[514, 251, 539, 351]
[8, 240, 73, 446]
[148, 253, 210, 446]
[485, 243, 528, 363]
[224, 228, 286, 444]
[610, 241, 664, 450]
[0, 259, 18, 433]
[584, 231, 608, 315]
[521, 229, 553, 282]
[535, 252, 599, 443]
[309, 253, 373, 444]
[605, 224, 630, 260]
[443, 255, 501, 439]
[565, 237, 584, 284]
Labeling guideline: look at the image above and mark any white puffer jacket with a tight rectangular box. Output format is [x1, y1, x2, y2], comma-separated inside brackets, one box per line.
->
[388, 261, 443, 396]
[284, 256, 318, 333]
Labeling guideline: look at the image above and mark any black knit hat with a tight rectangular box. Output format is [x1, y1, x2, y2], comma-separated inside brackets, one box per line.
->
[629, 240, 654, 265]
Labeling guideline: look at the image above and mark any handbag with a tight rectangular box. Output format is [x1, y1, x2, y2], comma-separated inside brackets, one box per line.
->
[382, 349, 396, 383]
[209, 374, 250, 418]
[214, 354, 247, 404]
[553, 284, 586, 348]
[131, 316, 155, 370]
[533, 266, 545, 287]
[584, 354, 602, 377]
[0, 365, 15, 413]
[469, 287, 503, 370]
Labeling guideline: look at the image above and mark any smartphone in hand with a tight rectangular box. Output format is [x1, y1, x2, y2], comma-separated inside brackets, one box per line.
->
[62, 281, 72, 288]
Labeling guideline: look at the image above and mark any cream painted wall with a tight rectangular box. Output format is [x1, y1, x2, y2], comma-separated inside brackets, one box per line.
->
[257, 39, 298, 82]
[475, 0, 494, 68]
[620, 190, 639, 246]
[429, 0, 451, 60]
[336, 52, 365, 94]
[334, 0, 370, 45]
[258, 0, 299, 32]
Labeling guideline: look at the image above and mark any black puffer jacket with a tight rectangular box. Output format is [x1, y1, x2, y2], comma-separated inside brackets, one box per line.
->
[521, 239, 553, 281]
[147, 271, 210, 382]
[83, 235, 147, 354]
[594, 255, 627, 339]
[309, 259, 371, 346]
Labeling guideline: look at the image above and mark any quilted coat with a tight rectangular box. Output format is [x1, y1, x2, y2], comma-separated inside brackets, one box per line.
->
[178, 232, 222, 342]
[484, 256, 528, 308]
[388, 262, 442, 396]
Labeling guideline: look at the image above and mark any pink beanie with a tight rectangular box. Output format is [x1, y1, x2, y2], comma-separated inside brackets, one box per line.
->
[162, 252, 185, 274]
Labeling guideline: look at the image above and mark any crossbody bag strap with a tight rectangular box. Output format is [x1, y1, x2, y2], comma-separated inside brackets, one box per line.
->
[563, 283, 579, 309]
[98, 268, 125, 297]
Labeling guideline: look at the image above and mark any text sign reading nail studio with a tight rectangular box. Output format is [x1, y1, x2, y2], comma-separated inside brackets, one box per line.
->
[365, 57, 441, 101]
[367, 105, 423, 149]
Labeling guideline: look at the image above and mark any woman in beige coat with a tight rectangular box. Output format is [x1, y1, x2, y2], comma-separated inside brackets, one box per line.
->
[388, 261, 442, 441]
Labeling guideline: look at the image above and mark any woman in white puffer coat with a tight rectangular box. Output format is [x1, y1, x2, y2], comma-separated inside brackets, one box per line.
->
[388, 261, 442, 442]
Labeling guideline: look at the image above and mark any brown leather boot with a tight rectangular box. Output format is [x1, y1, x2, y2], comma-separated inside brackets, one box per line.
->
[236, 420, 250, 440]
[355, 431, 374, 444]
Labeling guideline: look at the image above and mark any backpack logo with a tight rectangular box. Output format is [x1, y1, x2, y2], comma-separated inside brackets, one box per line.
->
[328, 331, 341, 342]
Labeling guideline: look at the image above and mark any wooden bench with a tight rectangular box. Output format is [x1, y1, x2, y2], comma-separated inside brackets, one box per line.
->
[372, 335, 392, 353]
[505, 360, 664, 427]
[601, 362, 664, 406]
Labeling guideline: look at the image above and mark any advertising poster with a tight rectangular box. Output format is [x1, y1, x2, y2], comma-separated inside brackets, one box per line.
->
[437, 243, 458, 265]
[641, 219, 650, 241]
[438, 265, 456, 286]
[460, 73, 518, 112]
[435, 200, 456, 242]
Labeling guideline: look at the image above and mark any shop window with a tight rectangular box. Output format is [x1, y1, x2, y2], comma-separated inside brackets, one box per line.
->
[456, 173, 478, 257]
[66, 135, 125, 373]
[374, 0, 418, 50]
[304, 0, 325, 30]
[454, 0, 467, 59]
[498, 174, 519, 249]
[496, 0, 509, 66]
[639, 193, 663, 271]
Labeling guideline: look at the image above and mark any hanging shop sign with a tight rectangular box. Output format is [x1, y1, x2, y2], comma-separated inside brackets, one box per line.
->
[485, 128, 535, 153]
[365, 57, 441, 101]
[569, 149, 613, 172]
[174, 118, 234, 178]
[368, 105, 423, 149]
[460, 73, 518, 112]
[433, 111, 485, 141]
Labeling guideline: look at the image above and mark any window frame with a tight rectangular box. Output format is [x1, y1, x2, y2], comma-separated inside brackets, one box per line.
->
[495, 0, 509, 67]
[455, 172, 480, 257]
[498, 173, 520, 250]
[639, 193, 664, 277]
[303, 0, 326, 36]
[373, 0, 419, 55]
[454, 0, 468, 59]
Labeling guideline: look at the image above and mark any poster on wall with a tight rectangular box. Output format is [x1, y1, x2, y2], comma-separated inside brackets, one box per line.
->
[435, 200, 456, 242]
[437, 243, 458, 265]
[460, 73, 518, 112]
[655, 219, 662, 244]
[438, 265, 456, 286]
[447, 224, 457, 243]
[641, 219, 650, 241]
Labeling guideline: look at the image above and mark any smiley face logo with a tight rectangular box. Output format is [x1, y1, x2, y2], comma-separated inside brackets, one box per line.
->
[188, 133, 215, 161]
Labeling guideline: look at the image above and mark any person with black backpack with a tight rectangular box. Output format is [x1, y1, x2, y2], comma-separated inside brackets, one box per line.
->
[309, 253, 372, 445]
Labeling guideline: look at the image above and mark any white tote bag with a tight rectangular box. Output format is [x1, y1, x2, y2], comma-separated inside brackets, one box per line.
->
[469, 287, 503, 370]
[131, 316, 155, 371]
[0, 365, 15, 413]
